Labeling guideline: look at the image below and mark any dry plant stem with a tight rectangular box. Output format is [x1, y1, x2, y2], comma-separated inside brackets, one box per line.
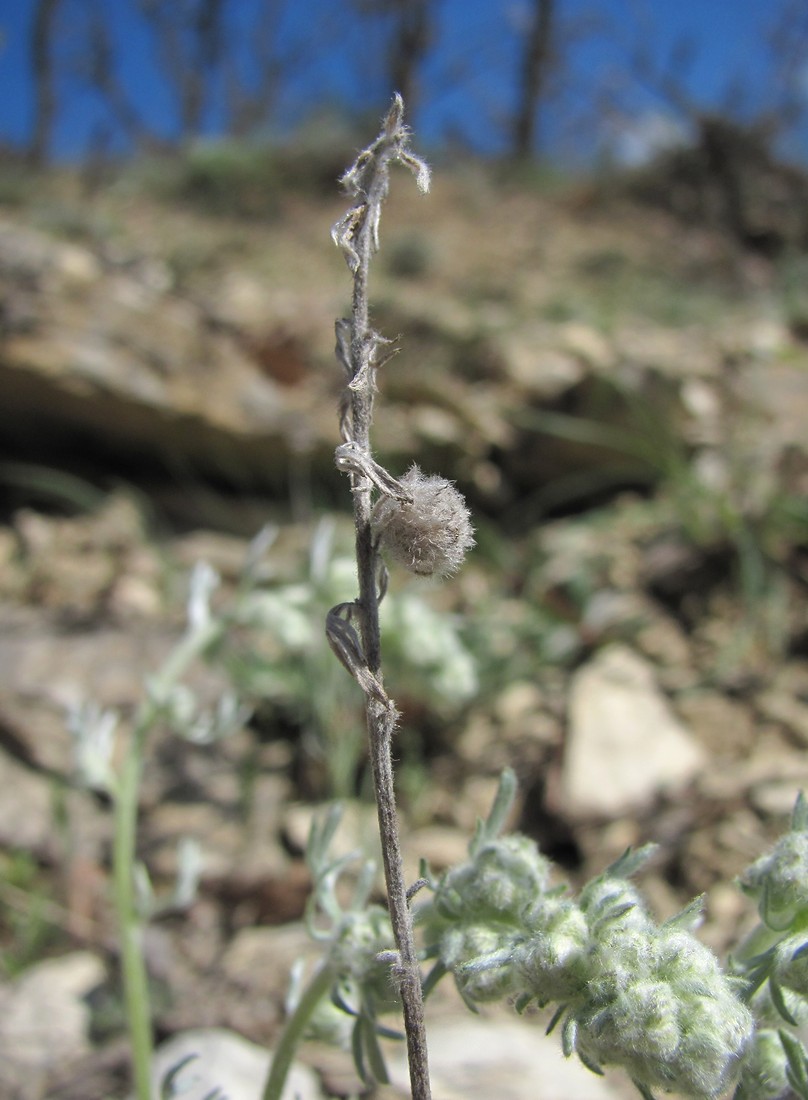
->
[340, 98, 432, 1100]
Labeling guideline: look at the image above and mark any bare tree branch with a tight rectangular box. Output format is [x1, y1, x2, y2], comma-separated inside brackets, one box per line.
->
[353, 0, 436, 117]
[138, 0, 228, 142]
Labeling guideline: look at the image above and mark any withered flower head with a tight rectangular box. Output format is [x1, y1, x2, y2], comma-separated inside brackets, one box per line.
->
[372, 465, 474, 578]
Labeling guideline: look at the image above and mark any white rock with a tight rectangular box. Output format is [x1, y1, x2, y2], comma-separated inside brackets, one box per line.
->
[54, 242, 102, 287]
[563, 644, 705, 819]
[558, 321, 615, 371]
[0, 952, 105, 1094]
[385, 1014, 626, 1099]
[0, 749, 56, 852]
[151, 1027, 323, 1100]
[500, 325, 585, 398]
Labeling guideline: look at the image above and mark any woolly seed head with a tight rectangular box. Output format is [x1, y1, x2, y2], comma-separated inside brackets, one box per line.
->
[372, 466, 474, 578]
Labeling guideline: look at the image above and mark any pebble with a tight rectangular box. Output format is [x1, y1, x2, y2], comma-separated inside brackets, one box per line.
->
[562, 644, 706, 819]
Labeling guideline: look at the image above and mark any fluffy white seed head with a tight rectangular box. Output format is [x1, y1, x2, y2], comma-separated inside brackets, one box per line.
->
[372, 465, 474, 578]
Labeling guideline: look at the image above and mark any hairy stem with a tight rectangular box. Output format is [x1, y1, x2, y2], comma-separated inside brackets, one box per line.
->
[334, 96, 432, 1100]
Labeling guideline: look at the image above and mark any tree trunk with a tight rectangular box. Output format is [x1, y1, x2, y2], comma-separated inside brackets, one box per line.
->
[512, 0, 556, 160]
[29, 0, 61, 164]
[388, 0, 432, 115]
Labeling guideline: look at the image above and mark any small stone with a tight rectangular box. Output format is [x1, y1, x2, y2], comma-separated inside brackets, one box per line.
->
[557, 321, 615, 371]
[634, 615, 694, 680]
[0, 748, 55, 853]
[751, 777, 808, 819]
[0, 952, 105, 1097]
[151, 1027, 323, 1100]
[405, 825, 471, 881]
[386, 1012, 625, 1099]
[221, 925, 314, 997]
[54, 243, 102, 288]
[493, 681, 544, 729]
[412, 405, 462, 444]
[675, 690, 756, 759]
[562, 644, 706, 820]
[500, 323, 585, 398]
[758, 689, 808, 746]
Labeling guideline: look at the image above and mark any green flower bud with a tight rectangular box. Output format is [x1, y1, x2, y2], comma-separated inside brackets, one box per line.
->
[587, 924, 655, 999]
[577, 980, 682, 1074]
[440, 923, 518, 1003]
[673, 988, 754, 1099]
[735, 1029, 790, 1100]
[654, 929, 723, 996]
[740, 832, 808, 930]
[773, 932, 808, 998]
[580, 876, 650, 927]
[331, 906, 398, 1010]
[516, 898, 589, 1003]
[572, 921, 754, 1099]
[433, 835, 551, 924]
[573, 971, 752, 1099]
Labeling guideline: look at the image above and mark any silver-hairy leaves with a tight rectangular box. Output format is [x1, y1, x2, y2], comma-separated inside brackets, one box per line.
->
[372, 465, 475, 578]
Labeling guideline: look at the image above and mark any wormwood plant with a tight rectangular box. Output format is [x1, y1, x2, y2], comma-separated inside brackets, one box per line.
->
[69, 96, 808, 1100]
[263, 97, 808, 1100]
[426, 778, 808, 1100]
[323, 92, 473, 1100]
[269, 773, 808, 1100]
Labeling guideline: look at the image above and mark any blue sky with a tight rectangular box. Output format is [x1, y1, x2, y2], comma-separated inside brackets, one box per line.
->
[0, 0, 804, 163]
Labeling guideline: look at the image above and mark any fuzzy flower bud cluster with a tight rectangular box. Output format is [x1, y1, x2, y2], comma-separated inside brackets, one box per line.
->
[739, 829, 808, 931]
[425, 838, 753, 1099]
[734, 1028, 790, 1100]
[372, 465, 474, 578]
[429, 835, 552, 1003]
[566, 875, 753, 1098]
[731, 795, 808, 1098]
[330, 905, 399, 1004]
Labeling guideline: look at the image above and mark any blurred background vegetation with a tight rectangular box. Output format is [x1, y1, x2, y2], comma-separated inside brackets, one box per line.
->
[1, 0, 807, 802]
[0, 8, 808, 1092]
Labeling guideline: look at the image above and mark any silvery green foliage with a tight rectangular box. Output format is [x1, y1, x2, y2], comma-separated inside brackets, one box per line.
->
[145, 557, 251, 743]
[237, 519, 478, 716]
[421, 771, 755, 1100]
[186, 560, 220, 631]
[739, 797, 808, 931]
[292, 805, 401, 1084]
[423, 770, 551, 1006]
[68, 701, 119, 795]
[70, 555, 251, 771]
[432, 831, 552, 1004]
[731, 794, 808, 1099]
[564, 874, 752, 1099]
[734, 1028, 790, 1100]
[380, 594, 477, 709]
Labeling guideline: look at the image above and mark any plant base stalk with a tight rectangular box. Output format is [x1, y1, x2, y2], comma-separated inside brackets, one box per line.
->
[262, 964, 333, 1100]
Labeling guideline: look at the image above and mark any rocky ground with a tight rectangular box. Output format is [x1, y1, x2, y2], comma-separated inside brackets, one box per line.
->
[0, 152, 806, 1099]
